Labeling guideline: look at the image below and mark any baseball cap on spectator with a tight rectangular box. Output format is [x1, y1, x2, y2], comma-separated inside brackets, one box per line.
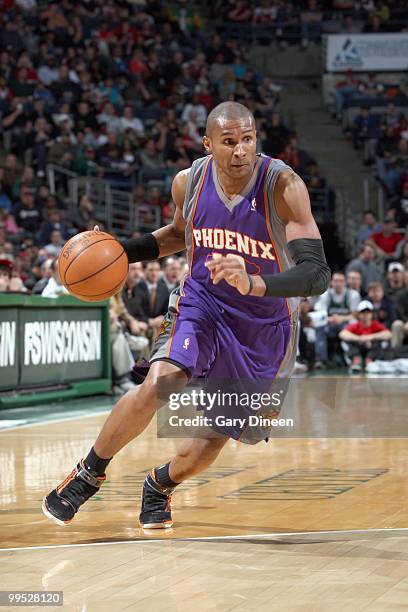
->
[388, 262, 404, 273]
[357, 300, 374, 312]
[0, 259, 13, 278]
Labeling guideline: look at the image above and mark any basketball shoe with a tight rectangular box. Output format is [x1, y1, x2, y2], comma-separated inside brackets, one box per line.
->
[139, 471, 173, 529]
[42, 460, 106, 525]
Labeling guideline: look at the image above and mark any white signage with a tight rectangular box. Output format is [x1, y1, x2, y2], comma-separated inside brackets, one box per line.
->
[24, 320, 101, 366]
[326, 34, 408, 72]
[0, 322, 16, 367]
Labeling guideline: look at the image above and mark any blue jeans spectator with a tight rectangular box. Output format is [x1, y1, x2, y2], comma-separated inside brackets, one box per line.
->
[316, 322, 347, 363]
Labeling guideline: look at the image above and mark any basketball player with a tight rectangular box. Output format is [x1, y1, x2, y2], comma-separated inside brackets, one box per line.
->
[42, 102, 330, 528]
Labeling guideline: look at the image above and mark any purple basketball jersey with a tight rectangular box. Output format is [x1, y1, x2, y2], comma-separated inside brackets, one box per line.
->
[182, 154, 295, 324]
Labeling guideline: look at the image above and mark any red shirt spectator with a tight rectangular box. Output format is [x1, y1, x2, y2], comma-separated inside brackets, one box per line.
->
[371, 229, 404, 254]
[344, 319, 387, 336]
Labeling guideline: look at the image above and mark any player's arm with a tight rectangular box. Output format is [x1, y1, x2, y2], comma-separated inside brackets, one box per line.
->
[252, 171, 331, 297]
[206, 171, 331, 298]
[119, 170, 188, 262]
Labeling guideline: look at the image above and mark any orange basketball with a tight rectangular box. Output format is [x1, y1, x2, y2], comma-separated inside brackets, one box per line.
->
[58, 230, 128, 302]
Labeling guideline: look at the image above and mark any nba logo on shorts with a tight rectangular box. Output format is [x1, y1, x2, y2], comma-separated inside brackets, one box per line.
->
[183, 337, 190, 350]
[250, 197, 257, 212]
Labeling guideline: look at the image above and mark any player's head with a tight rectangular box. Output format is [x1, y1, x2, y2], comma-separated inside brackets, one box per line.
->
[203, 102, 256, 180]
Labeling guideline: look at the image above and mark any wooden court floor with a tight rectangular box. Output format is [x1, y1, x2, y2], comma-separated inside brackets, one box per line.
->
[1, 380, 408, 611]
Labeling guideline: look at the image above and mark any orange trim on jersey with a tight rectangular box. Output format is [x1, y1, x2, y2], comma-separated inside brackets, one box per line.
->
[189, 156, 211, 276]
[262, 159, 292, 321]
[166, 159, 210, 360]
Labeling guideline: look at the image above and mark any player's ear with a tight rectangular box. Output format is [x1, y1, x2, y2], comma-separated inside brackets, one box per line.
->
[202, 135, 211, 153]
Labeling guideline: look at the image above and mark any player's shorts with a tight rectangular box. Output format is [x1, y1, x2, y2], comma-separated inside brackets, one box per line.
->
[151, 287, 297, 444]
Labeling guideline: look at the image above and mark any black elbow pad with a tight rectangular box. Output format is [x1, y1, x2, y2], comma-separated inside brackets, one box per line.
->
[261, 238, 331, 298]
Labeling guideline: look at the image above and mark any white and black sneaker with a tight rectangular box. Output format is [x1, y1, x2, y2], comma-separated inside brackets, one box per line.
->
[139, 471, 173, 529]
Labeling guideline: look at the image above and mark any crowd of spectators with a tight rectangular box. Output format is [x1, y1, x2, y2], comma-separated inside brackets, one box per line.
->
[1, 0, 408, 378]
[215, 0, 407, 47]
[0, 0, 330, 291]
[333, 70, 408, 225]
[320, 10, 408, 373]
[297, 209, 408, 373]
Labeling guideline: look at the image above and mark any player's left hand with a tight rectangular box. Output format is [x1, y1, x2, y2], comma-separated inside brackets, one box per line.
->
[205, 254, 251, 295]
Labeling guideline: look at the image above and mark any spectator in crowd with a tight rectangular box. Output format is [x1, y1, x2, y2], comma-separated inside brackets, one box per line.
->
[334, 69, 362, 120]
[41, 258, 68, 298]
[38, 209, 68, 246]
[297, 297, 316, 368]
[303, 161, 326, 192]
[137, 261, 170, 336]
[391, 274, 408, 348]
[121, 262, 148, 326]
[73, 195, 94, 232]
[346, 242, 383, 293]
[118, 105, 144, 138]
[340, 300, 392, 372]
[44, 229, 64, 257]
[346, 269, 364, 297]
[32, 257, 53, 294]
[110, 294, 139, 395]
[356, 210, 382, 246]
[278, 133, 315, 177]
[162, 257, 182, 292]
[376, 125, 400, 185]
[110, 292, 149, 352]
[13, 186, 42, 236]
[313, 271, 361, 367]
[0, 258, 12, 292]
[352, 106, 379, 160]
[381, 138, 408, 196]
[340, 14, 362, 34]
[367, 281, 397, 328]
[300, 0, 323, 48]
[385, 262, 405, 301]
[397, 239, 408, 267]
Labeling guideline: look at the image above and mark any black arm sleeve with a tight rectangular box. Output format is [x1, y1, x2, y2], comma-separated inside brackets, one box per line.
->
[261, 238, 331, 298]
[119, 233, 159, 263]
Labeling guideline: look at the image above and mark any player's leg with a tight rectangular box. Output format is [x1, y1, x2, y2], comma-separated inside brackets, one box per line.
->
[42, 361, 188, 526]
[140, 436, 228, 529]
[93, 361, 187, 458]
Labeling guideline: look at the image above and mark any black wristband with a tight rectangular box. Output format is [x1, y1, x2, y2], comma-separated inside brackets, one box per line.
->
[119, 233, 159, 263]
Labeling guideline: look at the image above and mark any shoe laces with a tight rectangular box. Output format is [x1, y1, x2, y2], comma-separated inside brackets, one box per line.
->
[59, 464, 104, 509]
[143, 479, 171, 513]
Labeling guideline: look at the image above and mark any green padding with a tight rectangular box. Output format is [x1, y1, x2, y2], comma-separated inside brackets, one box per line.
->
[0, 379, 112, 408]
[0, 294, 111, 403]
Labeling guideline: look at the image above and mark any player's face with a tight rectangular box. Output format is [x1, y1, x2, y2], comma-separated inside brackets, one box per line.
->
[204, 117, 257, 181]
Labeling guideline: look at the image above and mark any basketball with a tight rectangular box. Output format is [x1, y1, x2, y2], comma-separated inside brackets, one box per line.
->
[58, 230, 129, 302]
